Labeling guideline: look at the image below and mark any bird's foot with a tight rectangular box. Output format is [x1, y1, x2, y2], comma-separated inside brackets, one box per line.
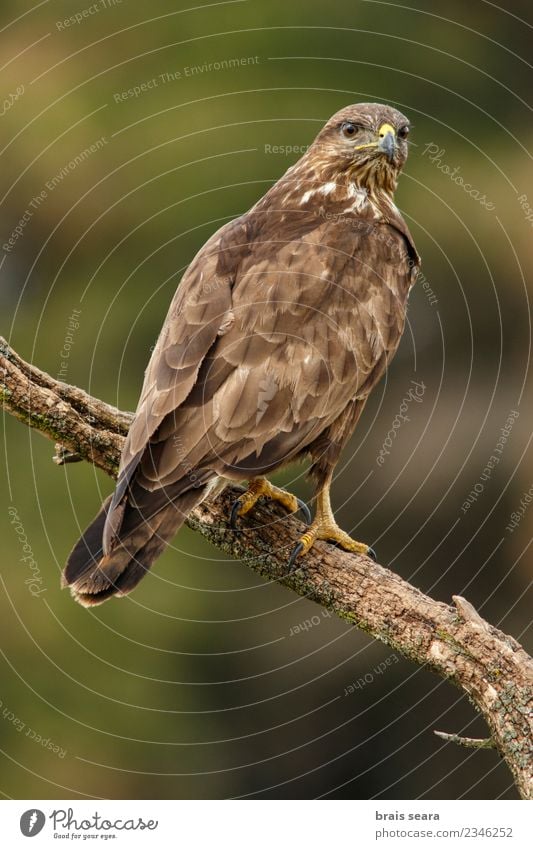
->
[230, 477, 311, 528]
[288, 517, 376, 570]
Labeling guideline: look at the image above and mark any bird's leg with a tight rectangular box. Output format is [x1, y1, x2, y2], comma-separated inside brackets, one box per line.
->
[288, 474, 376, 569]
[230, 477, 311, 527]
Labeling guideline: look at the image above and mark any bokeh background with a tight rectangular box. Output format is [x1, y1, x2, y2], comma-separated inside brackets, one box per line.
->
[0, 0, 531, 800]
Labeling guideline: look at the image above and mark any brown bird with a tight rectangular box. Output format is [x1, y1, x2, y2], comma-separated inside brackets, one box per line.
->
[63, 102, 420, 606]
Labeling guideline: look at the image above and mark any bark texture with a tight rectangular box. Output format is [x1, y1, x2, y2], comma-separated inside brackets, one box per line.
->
[1, 335, 532, 798]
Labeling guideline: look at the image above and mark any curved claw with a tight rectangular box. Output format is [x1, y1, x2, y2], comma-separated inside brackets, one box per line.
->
[296, 497, 312, 525]
[229, 500, 242, 529]
[367, 546, 377, 562]
[288, 541, 305, 571]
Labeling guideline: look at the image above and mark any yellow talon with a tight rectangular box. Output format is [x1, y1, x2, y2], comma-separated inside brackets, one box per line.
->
[288, 478, 376, 569]
[230, 477, 311, 527]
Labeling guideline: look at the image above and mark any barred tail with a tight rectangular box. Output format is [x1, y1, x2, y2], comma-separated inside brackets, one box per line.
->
[62, 485, 207, 606]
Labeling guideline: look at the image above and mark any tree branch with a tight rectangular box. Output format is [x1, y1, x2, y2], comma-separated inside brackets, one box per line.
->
[434, 731, 496, 750]
[2, 336, 532, 799]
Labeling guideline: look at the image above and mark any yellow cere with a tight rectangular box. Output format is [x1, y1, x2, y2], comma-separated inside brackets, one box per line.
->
[378, 122, 396, 137]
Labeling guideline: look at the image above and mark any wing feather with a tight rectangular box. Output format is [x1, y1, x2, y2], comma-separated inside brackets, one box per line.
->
[112, 208, 416, 514]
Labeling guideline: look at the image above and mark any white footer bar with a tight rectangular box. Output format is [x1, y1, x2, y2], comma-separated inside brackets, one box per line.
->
[1, 799, 531, 848]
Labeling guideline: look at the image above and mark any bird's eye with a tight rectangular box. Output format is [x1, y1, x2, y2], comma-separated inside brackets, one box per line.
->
[397, 125, 410, 140]
[341, 122, 357, 138]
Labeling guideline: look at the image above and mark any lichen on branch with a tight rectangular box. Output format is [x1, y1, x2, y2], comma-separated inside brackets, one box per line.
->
[1, 336, 532, 799]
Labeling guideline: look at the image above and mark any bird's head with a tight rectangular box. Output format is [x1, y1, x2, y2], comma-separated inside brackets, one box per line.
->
[309, 103, 411, 194]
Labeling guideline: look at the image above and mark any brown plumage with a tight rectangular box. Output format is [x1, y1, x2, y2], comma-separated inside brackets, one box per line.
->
[63, 102, 420, 606]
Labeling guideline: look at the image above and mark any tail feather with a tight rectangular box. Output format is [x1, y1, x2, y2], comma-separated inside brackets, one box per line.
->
[62, 495, 111, 589]
[62, 486, 208, 606]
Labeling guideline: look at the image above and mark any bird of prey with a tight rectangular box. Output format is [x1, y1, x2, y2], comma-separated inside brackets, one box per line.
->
[63, 102, 420, 606]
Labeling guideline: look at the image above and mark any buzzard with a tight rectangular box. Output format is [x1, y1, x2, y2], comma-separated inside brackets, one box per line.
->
[64, 102, 420, 606]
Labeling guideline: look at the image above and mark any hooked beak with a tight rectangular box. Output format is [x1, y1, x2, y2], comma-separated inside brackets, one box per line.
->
[377, 123, 397, 162]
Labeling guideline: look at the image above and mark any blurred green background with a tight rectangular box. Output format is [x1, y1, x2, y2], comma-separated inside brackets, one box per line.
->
[1, 0, 531, 800]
